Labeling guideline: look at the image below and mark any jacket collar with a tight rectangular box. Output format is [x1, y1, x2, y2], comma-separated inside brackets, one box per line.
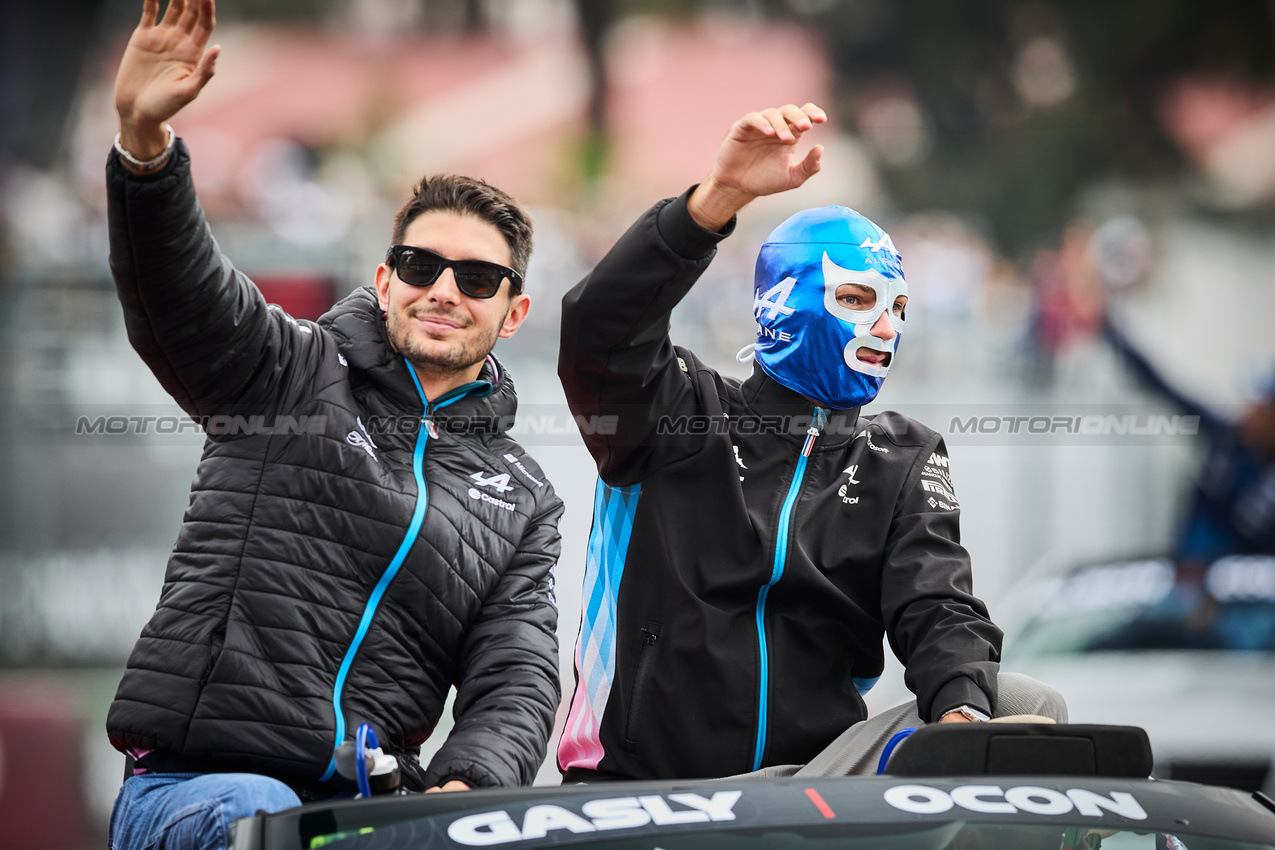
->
[740, 366, 861, 448]
[318, 287, 518, 428]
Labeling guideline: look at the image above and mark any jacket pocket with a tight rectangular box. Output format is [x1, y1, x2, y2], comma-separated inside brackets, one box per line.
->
[624, 622, 661, 753]
[198, 621, 227, 688]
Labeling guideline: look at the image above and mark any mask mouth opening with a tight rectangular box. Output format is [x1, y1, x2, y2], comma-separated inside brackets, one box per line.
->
[855, 348, 892, 369]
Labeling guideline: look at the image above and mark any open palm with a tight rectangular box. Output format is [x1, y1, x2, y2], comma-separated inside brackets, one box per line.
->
[115, 0, 219, 133]
[711, 104, 827, 198]
[686, 103, 827, 231]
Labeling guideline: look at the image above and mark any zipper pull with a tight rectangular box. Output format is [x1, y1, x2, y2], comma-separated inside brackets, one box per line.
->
[640, 627, 658, 645]
[422, 408, 439, 440]
[801, 407, 829, 458]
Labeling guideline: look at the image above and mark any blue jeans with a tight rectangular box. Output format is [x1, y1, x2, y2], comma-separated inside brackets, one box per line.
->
[109, 773, 302, 850]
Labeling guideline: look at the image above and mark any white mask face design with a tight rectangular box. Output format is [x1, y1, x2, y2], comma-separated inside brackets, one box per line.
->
[821, 252, 908, 378]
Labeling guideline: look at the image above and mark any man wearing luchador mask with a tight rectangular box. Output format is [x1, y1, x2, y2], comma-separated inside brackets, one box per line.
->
[557, 104, 1066, 781]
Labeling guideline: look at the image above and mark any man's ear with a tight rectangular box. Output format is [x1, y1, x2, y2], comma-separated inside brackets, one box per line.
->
[499, 293, 531, 338]
[374, 263, 393, 311]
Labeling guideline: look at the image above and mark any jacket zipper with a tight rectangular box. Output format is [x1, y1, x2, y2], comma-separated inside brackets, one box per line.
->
[624, 623, 661, 752]
[751, 406, 827, 771]
[319, 364, 475, 782]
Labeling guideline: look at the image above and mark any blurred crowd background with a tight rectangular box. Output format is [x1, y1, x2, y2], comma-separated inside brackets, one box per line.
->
[2, 0, 1274, 846]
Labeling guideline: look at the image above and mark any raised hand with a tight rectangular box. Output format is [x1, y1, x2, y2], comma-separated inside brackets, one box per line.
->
[115, 0, 220, 160]
[688, 103, 827, 232]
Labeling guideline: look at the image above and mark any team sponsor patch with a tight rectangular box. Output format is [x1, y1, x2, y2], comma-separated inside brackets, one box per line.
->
[345, 416, 379, 461]
[921, 478, 959, 504]
[922, 464, 953, 488]
[469, 488, 517, 512]
[854, 429, 890, 453]
[503, 453, 545, 488]
[470, 470, 515, 493]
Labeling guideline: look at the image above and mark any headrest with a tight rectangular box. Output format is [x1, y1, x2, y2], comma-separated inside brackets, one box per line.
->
[885, 724, 1154, 779]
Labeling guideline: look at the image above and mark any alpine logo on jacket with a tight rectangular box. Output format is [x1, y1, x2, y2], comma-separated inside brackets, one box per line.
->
[838, 464, 862, 505]
[469, 470, 518, 511]
[471, 471, 514, 492]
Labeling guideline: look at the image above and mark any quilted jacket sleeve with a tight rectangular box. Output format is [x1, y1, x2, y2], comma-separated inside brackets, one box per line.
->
[424, 488, 565, 787]
[107, 141, 327, 421]
[558, 188, 732, 485]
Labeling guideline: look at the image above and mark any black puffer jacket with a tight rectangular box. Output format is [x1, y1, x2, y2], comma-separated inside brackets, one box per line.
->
[557, 191, 1001, 780]
[104, 142, 561, 792]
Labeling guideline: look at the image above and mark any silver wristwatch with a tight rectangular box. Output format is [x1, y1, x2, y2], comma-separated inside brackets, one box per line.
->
[941, 704, 990, 722]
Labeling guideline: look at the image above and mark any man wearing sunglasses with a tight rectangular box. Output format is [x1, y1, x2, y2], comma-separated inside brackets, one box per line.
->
[103, 2, 561, 848]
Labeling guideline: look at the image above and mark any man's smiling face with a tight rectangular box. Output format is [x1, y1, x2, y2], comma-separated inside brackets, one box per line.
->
[375, 210, 529, 391]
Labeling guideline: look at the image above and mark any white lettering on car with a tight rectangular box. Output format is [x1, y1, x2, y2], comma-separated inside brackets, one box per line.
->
[1066, 789, 1148, 819]
[1005, 787, 1074, 815]
[885, 785, 1148, 820]
[447, 810, 521, 846]
[446, 792, 742, 846]
[950, 786, 1015, 814]
[580, 797, 651, 831]
[638, 795, 710, 825]
[669, 791, 741, 821]
[884, 785, 954, 814]
[519, 806, 596, 840]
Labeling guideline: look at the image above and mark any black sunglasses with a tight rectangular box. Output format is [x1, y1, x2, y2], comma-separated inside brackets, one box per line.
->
[385, 245, 523, 299]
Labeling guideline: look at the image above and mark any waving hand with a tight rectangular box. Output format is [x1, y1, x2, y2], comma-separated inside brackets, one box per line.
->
[688, 103, 827, 231]
[115, 0, 220, 160]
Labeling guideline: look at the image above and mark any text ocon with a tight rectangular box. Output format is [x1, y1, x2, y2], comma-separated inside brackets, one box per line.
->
[885, 785, 1147, 819]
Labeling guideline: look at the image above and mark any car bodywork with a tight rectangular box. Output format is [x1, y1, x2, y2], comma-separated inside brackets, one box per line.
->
[228, 773, 1275, 849]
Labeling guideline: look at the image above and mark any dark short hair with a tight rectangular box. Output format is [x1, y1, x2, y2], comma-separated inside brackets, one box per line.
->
[391, 174, 534, 282]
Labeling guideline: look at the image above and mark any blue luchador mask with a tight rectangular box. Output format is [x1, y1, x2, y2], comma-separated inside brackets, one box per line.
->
[752, 206, 907, 409]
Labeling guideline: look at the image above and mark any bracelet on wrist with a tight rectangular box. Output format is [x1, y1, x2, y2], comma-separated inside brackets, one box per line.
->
[941, 704, 990, 723]
[114, 124, 176, 175]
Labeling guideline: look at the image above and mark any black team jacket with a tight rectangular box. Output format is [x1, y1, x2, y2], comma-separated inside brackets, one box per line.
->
[557, 190, 1002, 781]
[104, 142, 562, 794]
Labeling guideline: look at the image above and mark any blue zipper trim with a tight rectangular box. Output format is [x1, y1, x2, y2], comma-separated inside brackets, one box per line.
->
[319, 363, 478, 781]
[752, 407, 825, 771]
